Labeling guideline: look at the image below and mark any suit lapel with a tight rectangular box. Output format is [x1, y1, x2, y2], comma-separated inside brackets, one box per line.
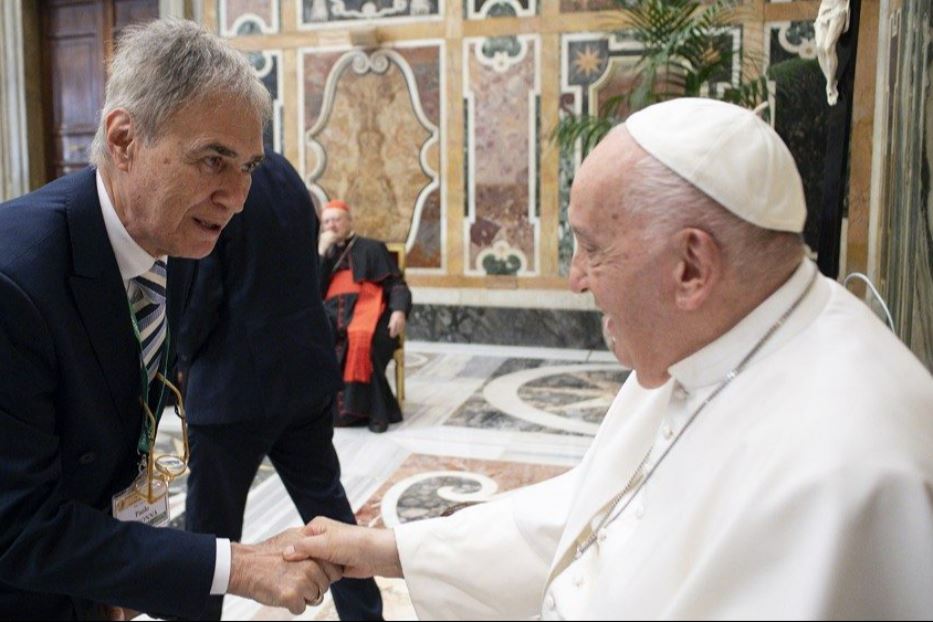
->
[66, 169, 140, 432]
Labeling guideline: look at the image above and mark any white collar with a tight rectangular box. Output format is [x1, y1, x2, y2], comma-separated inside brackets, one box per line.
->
[96, 170, 164, 288]
[667, 259, 819, 392]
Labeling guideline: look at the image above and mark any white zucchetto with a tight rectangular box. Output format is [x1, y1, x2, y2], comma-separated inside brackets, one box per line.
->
[625, 98, 807, 233]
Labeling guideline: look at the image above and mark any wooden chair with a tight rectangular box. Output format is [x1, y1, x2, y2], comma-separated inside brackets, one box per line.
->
[386, 243, 406, 403]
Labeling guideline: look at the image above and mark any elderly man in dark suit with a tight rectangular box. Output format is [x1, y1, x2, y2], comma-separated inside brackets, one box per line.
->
[176, 150, 383, 620]
[0, 20, 332, 619]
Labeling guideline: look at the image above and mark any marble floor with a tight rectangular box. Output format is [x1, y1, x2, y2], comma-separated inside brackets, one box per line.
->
[153, 341, 626, 620]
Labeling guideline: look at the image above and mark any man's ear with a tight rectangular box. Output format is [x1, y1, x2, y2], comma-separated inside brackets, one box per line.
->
[105, 109, 136, 172]
[671, 228, 722, 311]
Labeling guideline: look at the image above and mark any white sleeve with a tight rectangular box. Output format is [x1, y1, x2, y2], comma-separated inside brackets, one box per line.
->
[394, 469, 578, 620]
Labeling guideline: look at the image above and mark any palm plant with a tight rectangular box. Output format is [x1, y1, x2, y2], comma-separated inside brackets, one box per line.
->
[554, 0, 769, 155]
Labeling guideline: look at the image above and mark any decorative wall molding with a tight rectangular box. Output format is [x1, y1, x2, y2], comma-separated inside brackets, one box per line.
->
[411, 286, 599, 310]
[219, 0, 281, 37]
[465, 0, 535, 20]
[300, 41, 446, 272]
[299, 0, 443, 29]
[463, 33, 541, 276]
[0, 0, 29, 201]
[765, 20, 818, 62]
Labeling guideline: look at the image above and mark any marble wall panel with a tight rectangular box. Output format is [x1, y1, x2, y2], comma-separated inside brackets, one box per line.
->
[559, 0, 615, 12]
[408, 303, 607, 350]
[463, 34, 540, 275]
[248, 50, 283, 153]
[765, 20, 830, 251]
[219, 0, 279, 36]
[558, 32, 641, 275]
[300, 0, 441, 27]
[465, 0, 536, 19]
[301, 44, 444, 269]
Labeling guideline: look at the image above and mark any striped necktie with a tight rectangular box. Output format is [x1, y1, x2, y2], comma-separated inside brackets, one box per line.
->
[131, 260, 167, 385]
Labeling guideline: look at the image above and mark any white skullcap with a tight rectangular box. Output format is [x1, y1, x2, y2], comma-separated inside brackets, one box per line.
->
[625, 98, 806, 233]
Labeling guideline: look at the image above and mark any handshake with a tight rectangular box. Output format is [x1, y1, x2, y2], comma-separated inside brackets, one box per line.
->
[230, 517, 401, 615]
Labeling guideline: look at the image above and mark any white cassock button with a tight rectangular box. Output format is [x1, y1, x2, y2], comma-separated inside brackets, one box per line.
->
[661, 423, 673, 440]
[544, 593, 556, 611]
[597, 529, 608, 544]
[673, 384, 687, 400]
[634, 503, 645, 519]
[573, 572, 584, 587]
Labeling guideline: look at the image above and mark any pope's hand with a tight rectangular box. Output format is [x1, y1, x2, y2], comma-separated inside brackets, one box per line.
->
[283, 517, 404, 580]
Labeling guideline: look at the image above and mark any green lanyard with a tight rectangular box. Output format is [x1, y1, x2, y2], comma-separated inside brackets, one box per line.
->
[126, 297, 170, 456]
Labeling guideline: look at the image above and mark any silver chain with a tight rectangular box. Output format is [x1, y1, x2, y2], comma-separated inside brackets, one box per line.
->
[574, 268, 819, 560]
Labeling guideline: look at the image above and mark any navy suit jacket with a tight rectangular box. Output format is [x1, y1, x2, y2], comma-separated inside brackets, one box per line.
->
[0, 169, 215, 619]
[175, 150, 342, 425]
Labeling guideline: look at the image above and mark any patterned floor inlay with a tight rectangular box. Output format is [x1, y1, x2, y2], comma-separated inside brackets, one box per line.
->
[445, 358, 628, 435]
[354, 453, 569, 528]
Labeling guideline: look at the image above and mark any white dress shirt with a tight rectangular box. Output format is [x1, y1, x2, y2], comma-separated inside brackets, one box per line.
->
[96, 171, 231, 596]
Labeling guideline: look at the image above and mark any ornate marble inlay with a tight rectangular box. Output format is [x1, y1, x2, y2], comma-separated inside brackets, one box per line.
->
[463, 34, 541, 275]
[301, 0, 441, 27]
[447, 359, 628, 435]
[301, 44, 443, 268]
[767, 21, 818, 64]
[465, 0, 535, 19]
[219, 0, 280, 37]
[354, 454, 570, 529]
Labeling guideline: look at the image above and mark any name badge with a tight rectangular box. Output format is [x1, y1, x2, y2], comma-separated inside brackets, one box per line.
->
[112, 472, 170, 527]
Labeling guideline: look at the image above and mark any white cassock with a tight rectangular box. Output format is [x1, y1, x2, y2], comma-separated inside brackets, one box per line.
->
[395, 259, 933, 620]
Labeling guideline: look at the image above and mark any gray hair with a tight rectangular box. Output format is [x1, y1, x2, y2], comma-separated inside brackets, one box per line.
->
[621, 141, 805, 283]
[90, 19, 271, 166]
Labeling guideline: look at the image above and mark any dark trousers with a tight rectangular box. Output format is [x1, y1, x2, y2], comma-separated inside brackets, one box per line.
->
[184, 398, 383, 620]
[338, 312, 402, 426]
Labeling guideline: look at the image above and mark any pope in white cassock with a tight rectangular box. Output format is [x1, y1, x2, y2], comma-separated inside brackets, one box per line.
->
[284, 98, 933, 619]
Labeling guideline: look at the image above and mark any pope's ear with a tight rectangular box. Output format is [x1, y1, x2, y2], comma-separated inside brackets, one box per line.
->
[104, 109, 136, 171]
[672, 228, 721, 311]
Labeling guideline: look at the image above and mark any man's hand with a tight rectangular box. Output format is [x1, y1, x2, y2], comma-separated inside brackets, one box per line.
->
[228, 541, 341, 615]
[388, 311, 406, 339]
[283, 517, 403, 579]
[252, 527, 304, 555]
[318, 230, 339, 256]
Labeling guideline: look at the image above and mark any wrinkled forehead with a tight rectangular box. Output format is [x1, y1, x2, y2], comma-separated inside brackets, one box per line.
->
[569, 127, 640, 225]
